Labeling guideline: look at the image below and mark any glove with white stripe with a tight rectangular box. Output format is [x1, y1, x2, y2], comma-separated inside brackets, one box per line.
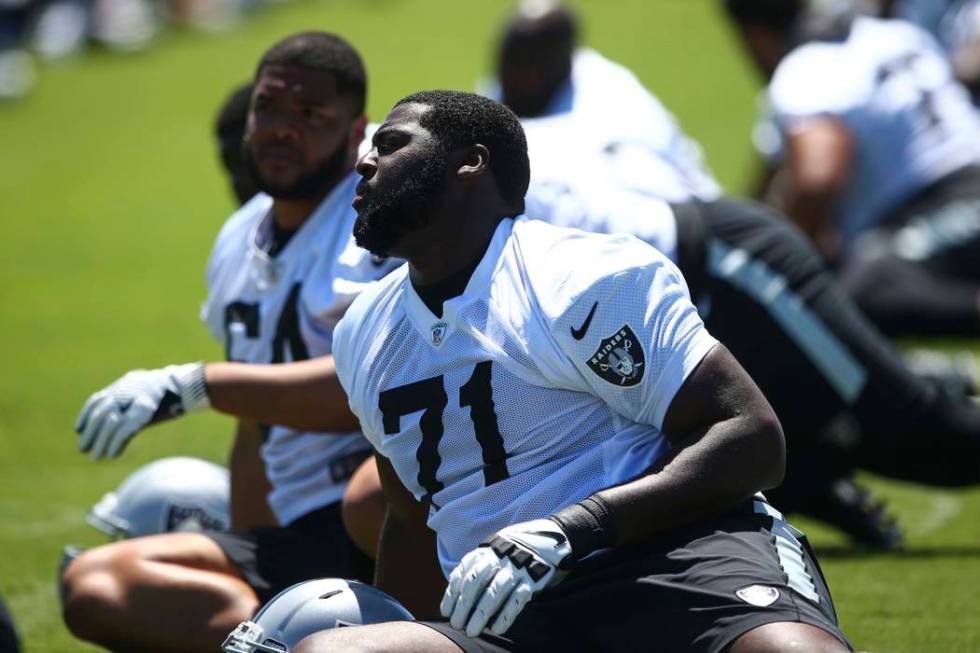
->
[440, 518, 574, 637]
[76, 363, 210, 460]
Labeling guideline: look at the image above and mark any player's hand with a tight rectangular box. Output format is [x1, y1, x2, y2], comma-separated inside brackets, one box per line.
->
[76, 363, 210, 460]
[440, 519, 574, 637]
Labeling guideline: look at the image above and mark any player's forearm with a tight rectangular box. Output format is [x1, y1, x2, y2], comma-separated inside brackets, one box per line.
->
[596, 410, 783, 548]
[953, 40, 980, 99]
[228, 420, 277, 530]
[786, 188, 839, 255]
[204, 357, 361, 433]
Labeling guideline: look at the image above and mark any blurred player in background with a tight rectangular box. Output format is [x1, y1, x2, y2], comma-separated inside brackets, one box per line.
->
[62, 32, 397, 653]
[727, 0, 980, 338]
[876, 0, 980, 101]
[479, 0, 721, 204]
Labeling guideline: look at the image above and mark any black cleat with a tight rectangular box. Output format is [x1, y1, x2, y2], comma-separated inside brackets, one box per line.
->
[800, 478, 904, 550]
[905, 349, 978, 399]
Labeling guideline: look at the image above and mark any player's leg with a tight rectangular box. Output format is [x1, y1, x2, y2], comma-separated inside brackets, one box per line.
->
[727, 622, 850, 652]
[837, 168, 980, 337]
[692, 199, 980, 492]
[342, 455, 386, 559]
[61, 532, 258, 653]
[295, 622, 471, 653]
[837, 237, 980, 337]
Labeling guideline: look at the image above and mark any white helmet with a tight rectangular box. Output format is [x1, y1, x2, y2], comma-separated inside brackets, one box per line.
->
[87, 457, 230, 539]
[222, 578, 414, 653]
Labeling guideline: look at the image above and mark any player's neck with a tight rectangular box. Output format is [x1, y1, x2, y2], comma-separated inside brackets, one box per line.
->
[407, 213, 506, 289]
[272, 196, 325, 231]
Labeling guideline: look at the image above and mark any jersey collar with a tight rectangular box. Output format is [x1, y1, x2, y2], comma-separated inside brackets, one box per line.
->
[249, 173, 359, 262]
[402, 217, 516, 348]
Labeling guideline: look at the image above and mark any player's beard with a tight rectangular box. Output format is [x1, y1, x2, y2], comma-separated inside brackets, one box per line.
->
[353, 150, 447, 257]
[244, 135, 351, 201]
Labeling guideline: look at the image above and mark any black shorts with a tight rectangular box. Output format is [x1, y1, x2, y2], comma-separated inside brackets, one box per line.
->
[205, 502, 373, 604]
[421, 500, 849, 653]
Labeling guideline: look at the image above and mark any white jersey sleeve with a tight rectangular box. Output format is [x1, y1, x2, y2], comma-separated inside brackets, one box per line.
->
[519, 221, 717, 430]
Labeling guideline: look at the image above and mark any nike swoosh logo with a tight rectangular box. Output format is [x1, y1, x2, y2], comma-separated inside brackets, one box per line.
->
[570, 301, 598, 340]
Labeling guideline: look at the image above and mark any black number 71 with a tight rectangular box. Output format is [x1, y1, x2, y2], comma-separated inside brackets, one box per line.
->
[379, 361, 510, 505]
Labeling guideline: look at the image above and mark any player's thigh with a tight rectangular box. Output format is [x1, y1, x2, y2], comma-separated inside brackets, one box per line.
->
[294, 621, 465, 653]
[699, 198, 930, 432]
[65, 532, 240, 582]
[342, 455, 386, 558]
[727, 621, 851, 653]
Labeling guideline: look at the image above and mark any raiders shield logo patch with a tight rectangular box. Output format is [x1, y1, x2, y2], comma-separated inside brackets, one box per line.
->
[587, 324, 645, 386]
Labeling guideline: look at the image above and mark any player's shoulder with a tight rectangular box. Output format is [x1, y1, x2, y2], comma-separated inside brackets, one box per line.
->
[510, 218, 680, 319]
[205, 193, 272, 284]
[573, 48, 628, 77]
[212, 192, 272, 249]
[334, 261, 408, 343]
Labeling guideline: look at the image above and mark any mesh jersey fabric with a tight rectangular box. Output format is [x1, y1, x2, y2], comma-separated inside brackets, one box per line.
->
[333, 218, 717, 576]
[200, 172, 400, 525]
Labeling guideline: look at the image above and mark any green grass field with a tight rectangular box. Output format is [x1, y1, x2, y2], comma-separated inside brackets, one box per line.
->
[1, 1, 978, 650]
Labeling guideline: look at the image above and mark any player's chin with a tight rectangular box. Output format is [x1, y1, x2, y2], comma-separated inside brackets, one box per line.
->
[353, 216, 397, 257]
[256, 168, 306, 194]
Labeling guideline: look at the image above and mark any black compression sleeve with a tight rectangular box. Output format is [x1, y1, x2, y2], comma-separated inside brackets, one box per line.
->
[550, 495, 617, 561]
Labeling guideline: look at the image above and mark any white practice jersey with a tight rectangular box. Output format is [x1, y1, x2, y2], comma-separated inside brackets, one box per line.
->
[334, 218, 717, 576]
[201, 173, 400, 526]
[522, 113, 682, 262]
[768, 16, 980, 242]
[481, 48, 721, 203]
[892, 0, 980, 53]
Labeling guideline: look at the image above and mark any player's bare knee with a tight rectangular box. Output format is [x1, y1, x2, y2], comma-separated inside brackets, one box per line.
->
[728, 621, 850, 653]
[295, 622, 459, 653]
[61, 563, 124, 642]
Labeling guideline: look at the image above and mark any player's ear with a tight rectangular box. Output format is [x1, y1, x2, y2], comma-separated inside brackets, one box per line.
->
[349, 114, 369, 158]
[457, 144, 490, 181]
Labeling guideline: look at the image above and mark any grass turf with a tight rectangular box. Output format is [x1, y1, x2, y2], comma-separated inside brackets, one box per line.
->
[0, 1, 977, 650]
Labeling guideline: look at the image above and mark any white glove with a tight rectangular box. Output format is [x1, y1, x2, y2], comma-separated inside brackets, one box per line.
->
[76, 363, 210, 460]
[440, 519, 574, 637]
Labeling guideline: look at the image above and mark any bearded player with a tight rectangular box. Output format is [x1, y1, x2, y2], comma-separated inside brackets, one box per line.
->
[295, 90, 851, 653]
[62, 32, 397, 652]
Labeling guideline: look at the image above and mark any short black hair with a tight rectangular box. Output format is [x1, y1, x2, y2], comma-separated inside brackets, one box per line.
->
[256, 32, 367, 114]
[502, 4, 579, 53]
[395, 90, 530, 211]
[214, 82, 253, 148]
[723, 0, 802, 32]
